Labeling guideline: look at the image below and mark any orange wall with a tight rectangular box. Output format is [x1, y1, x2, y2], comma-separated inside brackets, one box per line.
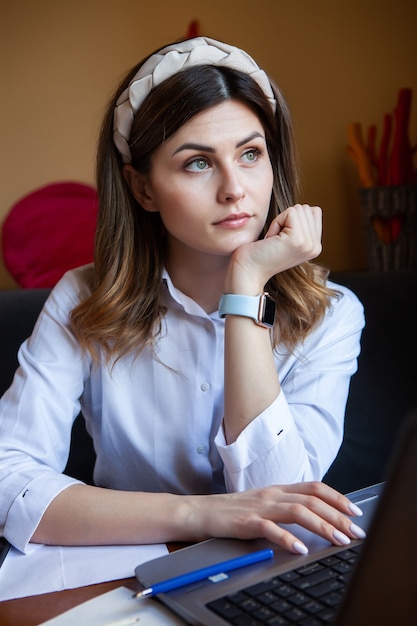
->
[1, 0, 416, 287]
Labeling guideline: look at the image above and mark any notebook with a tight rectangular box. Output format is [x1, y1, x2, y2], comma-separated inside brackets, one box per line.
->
[135, 411, 417, 625]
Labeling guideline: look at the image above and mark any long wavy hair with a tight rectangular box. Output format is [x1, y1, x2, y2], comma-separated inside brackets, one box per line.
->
[71, 45, 337, 361]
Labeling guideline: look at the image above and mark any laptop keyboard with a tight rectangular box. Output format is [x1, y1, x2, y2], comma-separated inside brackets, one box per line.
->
[206, 545, 362, 625]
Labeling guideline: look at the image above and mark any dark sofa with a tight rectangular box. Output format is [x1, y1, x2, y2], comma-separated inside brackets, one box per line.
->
[1, 270, 417, 493]
[0, 288, 96, 484]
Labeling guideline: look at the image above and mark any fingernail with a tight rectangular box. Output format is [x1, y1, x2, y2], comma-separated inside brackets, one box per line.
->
[350, 523, 367, 540]
[348, 502, 363, 517]
[293, 541, 309, 555]
[333, 530, 351, 545]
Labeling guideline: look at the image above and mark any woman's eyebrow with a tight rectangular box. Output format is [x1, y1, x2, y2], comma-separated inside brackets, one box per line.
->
[236, 131, 265, 148]
[172, 131, 265, 156]
[173, 142, 215, 155]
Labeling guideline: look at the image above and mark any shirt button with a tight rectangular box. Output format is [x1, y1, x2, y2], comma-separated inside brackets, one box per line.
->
[196, 445, 206, 454]
[200, 382, 210, 392]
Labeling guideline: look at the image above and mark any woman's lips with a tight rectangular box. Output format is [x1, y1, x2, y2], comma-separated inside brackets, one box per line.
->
[214, 213, 252, 228]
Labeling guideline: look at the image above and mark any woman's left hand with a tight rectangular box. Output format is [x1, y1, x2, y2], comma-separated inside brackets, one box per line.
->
[228, 203, 322, 293]
[264, 203, 322, 266]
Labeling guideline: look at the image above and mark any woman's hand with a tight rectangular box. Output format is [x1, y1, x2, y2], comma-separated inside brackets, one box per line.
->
[264, 202, 322, 266]
[226, 204, 323, 294]
[186, 481, 365, 555]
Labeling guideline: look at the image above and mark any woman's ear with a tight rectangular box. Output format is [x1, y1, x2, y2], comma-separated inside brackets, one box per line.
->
[122, 165, 158, 212]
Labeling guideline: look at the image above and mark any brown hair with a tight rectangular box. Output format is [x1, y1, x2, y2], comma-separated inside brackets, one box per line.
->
[71, 47, 337, 361]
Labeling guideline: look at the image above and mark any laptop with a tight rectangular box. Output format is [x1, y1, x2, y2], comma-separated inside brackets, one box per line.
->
[135, 411, 417, 625]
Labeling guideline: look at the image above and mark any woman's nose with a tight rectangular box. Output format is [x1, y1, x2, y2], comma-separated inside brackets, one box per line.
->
[217, 167, 245, 203]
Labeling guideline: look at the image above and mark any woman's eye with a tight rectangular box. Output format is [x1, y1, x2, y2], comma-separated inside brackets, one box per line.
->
[185, 157, 209, 172]
[242, 149, 260, 163]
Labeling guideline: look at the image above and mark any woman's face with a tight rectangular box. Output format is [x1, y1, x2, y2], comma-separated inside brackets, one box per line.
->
[134, 100, 273, 264]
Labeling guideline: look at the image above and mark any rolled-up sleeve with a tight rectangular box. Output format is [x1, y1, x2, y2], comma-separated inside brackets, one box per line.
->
[215, 391, 308, 491]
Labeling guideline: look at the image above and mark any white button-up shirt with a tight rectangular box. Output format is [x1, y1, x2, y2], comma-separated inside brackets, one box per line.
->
[0, 264, 364, 552]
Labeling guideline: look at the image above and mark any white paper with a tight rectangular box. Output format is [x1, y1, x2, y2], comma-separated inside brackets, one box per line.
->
[0, 543, 168, 601]
[39, 585, 185, 625]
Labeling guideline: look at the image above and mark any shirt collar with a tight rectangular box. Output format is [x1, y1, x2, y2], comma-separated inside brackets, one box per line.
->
[162, 268, 221, 322]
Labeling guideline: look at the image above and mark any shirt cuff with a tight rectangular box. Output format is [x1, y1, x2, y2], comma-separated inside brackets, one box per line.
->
[214, 391, 295, 474]
[4, 472, 82, 553]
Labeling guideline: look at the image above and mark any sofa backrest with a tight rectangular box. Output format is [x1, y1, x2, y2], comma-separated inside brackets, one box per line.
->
[0, 288, 95, 484]
[0, 289, 51, 393]
[325, 270, 417, 492]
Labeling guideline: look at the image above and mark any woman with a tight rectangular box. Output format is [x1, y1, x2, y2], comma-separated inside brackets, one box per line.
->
[0, 37, 365, 556]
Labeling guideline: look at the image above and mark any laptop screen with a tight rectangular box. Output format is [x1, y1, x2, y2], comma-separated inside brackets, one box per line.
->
[335, 411, 417, 625]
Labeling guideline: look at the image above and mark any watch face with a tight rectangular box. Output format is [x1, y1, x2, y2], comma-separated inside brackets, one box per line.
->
[262, 295, 276, 327]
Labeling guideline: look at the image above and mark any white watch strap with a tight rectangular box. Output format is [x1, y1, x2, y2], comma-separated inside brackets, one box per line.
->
[218, 294, 261, 323]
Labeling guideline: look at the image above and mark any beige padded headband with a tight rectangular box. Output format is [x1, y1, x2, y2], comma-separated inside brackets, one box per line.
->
[113, 36, 276, 163]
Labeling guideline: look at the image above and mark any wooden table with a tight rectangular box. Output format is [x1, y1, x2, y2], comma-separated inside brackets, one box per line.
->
[0, 543, 186, 626]
[0, 577, 139, 626]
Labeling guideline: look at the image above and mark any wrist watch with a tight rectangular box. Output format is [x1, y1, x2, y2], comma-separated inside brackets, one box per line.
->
[218, 292, 276, 328]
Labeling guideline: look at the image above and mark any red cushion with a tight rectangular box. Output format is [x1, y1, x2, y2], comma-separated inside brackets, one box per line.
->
[2, 182, 98, 288]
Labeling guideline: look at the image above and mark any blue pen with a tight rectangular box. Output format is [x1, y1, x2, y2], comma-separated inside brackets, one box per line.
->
[133, 548, 274, 599]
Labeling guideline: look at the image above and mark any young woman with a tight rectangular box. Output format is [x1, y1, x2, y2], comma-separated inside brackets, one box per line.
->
[0, 37, 365, 556]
